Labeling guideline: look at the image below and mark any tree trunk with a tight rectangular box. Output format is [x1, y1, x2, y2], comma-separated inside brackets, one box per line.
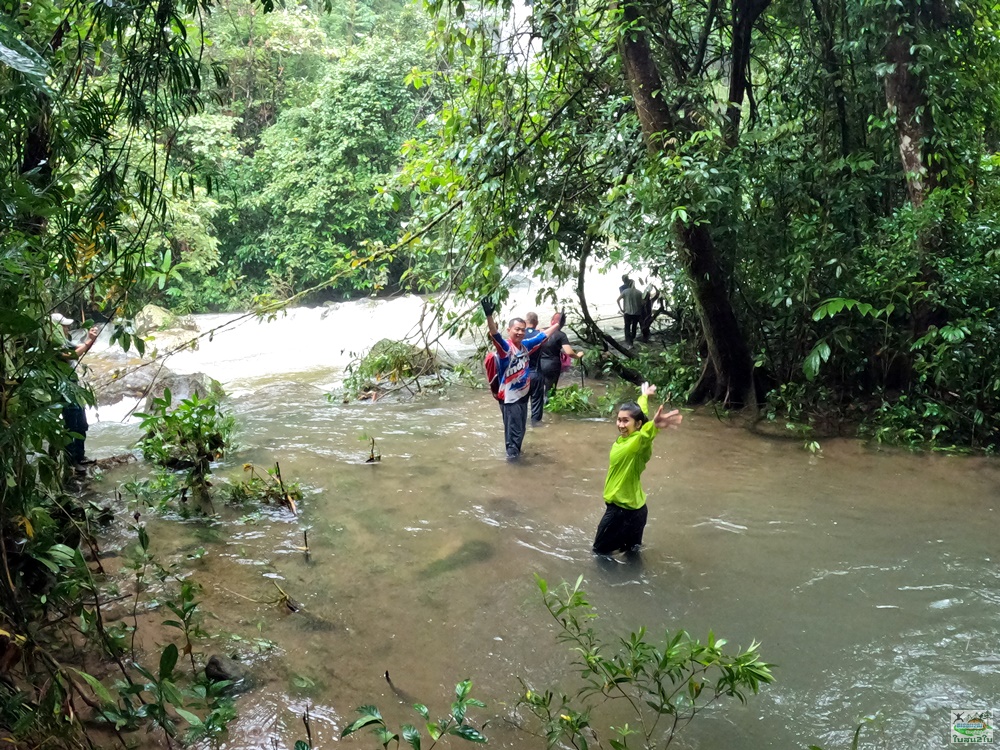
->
[575, 236, 634, 358]
[724, 0, 770, 147]
[618, 0, 757, 407]
[809, 0, 851, 157]
[883, 3, 946, 340]
[884, 21, 933, 208]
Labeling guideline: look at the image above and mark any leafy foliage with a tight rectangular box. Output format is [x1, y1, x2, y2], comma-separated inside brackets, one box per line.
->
[524, 576, 774, 749]
[225, 462, 303, 513]
[341, 339, 443, 399]
[544, 385, 603, 417]
[341, 680, 487, 749]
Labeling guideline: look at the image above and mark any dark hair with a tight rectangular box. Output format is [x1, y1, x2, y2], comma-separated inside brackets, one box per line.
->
[507, 317, 526, 328]
[617, 401, 648, 425]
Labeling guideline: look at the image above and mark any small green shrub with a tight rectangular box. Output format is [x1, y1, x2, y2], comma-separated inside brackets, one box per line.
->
[136, 388, 235, 509]
[544, 384, 601, 416]
[522, 576, 774, 749]
[225, 462, 303, 513]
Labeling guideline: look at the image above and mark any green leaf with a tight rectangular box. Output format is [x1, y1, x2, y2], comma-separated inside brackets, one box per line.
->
[175, 708, 204, 727]
[449, 725, 486, 743]
[73, 670, 116, 706]
[0, 17, 52, 92]
[402, 723, 421, 750]
[342, 714, 382, 737]
[294, 741, 310, 750]
[413, 704, 429, 719]
[159, 643, 179, 680]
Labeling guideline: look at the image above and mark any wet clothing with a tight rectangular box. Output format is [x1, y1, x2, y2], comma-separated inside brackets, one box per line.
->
[593, 503, 648, 555]
[501, 399, 529, 459]
[526, 326, 545, 424]
[593, 394, 659, 553]
[63, 403, 88, 463]
[490, 331, 546, 405]
[491, 330, 546, 457]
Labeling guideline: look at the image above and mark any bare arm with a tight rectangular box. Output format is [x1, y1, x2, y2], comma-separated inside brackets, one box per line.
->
[76, 326, 99, 356]
[540, 311, 564, 338]
[64, 326, 99, 359]
[486, 313, 499, 337]
[561, 343, 584, 359]
[641, 382, 682, 430]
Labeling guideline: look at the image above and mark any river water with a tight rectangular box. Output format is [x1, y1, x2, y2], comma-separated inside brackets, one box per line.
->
[84, 277, 1000, 750]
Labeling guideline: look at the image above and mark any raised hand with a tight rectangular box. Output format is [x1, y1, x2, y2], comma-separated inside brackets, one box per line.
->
[641, 381, 657, 397]
[653, 405, 682, 430]
[481, 296, 497, 317]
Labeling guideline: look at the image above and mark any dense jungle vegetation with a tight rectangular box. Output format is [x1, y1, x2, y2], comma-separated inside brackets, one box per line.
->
[1, 0, 999, 742]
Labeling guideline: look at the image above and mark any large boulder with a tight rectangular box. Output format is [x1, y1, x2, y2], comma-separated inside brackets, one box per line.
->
[143, 371, 224, 411]
[133, 304, 197, 336]
[90, 364, 162, 406]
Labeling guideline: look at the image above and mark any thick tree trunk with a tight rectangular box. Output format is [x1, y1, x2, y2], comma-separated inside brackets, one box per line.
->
[884, 25, 933, 208]
[618, 0, 756, 407]
[884, 3, 946, 340]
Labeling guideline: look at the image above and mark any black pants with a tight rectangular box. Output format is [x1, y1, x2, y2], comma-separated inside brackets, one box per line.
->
[593, 503, 648, 554]
[529, 366, 561, 423]
[501, 397, 528, 459]
[529, 373, 546, 423]
[624, 314, 640, 345]
[62, 403, 88, 463]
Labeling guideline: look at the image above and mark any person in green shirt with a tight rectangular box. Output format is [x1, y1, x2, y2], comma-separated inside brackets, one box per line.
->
[593, 382, 682, 556]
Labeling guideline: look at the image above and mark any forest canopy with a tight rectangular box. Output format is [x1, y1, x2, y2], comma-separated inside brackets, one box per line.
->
[3, 0, 1000, 450]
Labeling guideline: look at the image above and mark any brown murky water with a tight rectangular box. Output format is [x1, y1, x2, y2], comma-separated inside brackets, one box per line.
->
[90, 379, 1000, 749]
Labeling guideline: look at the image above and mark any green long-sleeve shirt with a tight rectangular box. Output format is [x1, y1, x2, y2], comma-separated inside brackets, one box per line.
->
[602, 394, 659, 510]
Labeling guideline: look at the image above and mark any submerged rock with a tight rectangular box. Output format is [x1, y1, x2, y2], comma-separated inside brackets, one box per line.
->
[420, 539, 495, 578]
[205, 654, 249, 686]
[143, 371, 224, 411]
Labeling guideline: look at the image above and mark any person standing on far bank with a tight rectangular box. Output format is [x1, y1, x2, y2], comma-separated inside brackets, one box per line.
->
[483, 298, 561, 461]
[617, 277, 644, 347]
[593, 382, 682, 556]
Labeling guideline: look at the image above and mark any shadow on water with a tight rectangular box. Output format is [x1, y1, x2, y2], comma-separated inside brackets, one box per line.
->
[420, 539, 496, 578]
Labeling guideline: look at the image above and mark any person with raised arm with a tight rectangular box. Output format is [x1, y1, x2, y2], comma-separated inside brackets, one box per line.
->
[593, 381, 682, 555]
[482, 297, 560, 461]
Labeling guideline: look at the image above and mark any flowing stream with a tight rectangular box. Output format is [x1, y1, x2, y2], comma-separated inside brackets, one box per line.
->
[83, 275, 1000, 750]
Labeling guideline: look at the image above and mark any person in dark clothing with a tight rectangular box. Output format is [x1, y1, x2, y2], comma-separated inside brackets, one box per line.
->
[524, 312, 546, 427]
[639, 286, 660, 343]
[617, 280, 643, 346]
[52, 313, 99, 467]
[540, 311, 584, 385]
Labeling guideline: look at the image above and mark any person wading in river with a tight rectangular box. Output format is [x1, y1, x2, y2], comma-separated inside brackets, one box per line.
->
[593, 381, 682, 555]
[483, 298, 562, 461]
